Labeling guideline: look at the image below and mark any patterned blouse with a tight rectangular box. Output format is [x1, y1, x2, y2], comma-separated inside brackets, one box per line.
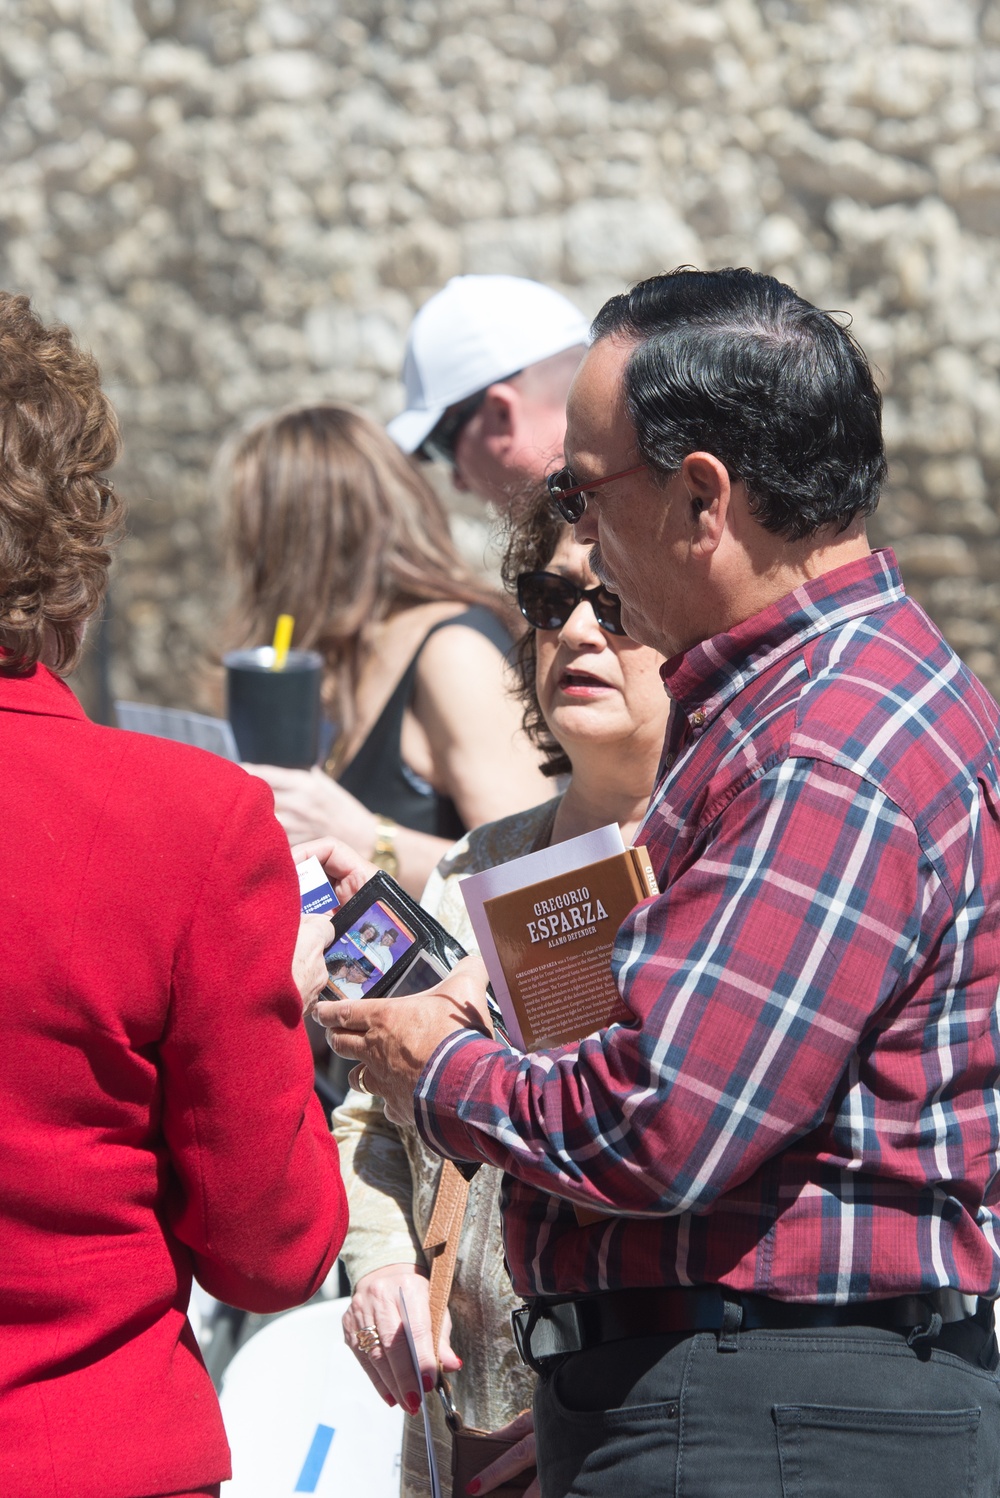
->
[333, 795, 560, 1498]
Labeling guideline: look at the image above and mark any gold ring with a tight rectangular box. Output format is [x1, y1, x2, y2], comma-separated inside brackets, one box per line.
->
[357, 1324, 381, 1355]
[356, 1065, 370, 1095]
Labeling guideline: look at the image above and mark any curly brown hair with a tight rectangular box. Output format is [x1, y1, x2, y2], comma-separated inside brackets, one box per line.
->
[500, 487, 571, 780]
[0, 293, 123, 678]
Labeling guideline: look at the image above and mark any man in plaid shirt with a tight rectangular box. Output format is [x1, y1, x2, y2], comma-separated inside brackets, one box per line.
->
[322, 269, 1000, 1496]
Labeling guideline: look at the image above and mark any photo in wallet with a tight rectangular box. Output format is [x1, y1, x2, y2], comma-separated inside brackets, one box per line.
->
[323, 900, 417, 998]
[323, 871, 468, 1001]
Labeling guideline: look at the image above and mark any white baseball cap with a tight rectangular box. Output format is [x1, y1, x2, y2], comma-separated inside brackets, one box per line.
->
[387, 275, 591, 455]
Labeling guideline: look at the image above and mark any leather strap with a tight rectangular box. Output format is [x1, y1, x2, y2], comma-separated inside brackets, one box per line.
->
[423, 1158, 470, 1362]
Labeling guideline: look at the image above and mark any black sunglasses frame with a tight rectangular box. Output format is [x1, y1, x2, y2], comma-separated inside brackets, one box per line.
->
[517, 570, 627, 637]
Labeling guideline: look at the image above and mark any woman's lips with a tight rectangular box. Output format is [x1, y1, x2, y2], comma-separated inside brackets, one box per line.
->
[557, 668, 614, 695]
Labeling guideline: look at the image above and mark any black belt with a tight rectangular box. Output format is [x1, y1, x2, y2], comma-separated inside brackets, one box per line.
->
[511, 1286, 997, 1373]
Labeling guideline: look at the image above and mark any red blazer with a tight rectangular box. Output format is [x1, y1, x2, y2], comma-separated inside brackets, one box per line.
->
[0, 665, 347, 1498]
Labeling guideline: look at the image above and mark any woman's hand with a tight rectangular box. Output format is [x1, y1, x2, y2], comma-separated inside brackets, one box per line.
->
[466, 1409, 538, 1497]
[245, 764, 378, 851]
[343, 1264, 461, 1413]
[292, 836, 378, 905]
[291, 913, 335, 1014]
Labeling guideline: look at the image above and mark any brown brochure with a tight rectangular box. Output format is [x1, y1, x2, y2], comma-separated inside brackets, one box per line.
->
[482, 846, 659, 1052]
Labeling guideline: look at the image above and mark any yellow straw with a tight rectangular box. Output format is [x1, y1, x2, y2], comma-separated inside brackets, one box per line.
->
[271, 613, 294, 671]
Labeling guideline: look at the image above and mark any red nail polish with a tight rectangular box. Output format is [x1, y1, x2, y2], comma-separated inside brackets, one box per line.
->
[466, 1481, 481, 1495]
[405, 1392, 420, 1415]
[455, 1357, 463, 1369]
[422, 1373, 435, 1393]
[386, 1395, 397, 1408]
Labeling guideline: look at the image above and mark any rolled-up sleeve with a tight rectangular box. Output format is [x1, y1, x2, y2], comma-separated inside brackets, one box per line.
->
[333, 1087, 425, 1287]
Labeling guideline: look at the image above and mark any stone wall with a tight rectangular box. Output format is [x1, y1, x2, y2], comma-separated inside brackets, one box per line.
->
[2, 0, 1000, 713]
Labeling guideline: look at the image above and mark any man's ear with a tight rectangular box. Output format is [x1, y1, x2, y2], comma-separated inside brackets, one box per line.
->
[477, 383, 519, 444]
[680, 452, 730, 554]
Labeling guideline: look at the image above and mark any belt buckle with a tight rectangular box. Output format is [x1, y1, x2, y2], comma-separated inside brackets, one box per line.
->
[511, 1304, 534, 1365]
[511, 1300, 585, 1373]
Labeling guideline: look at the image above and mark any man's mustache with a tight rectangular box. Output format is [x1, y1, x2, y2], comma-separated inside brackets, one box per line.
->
[589, 544, 614, 590]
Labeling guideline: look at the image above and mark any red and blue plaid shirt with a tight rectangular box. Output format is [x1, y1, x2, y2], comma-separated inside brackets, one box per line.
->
[416, 551, 1000, 1303]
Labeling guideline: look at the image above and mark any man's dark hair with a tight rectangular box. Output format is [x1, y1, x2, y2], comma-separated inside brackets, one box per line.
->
[590, 268, 887, 540]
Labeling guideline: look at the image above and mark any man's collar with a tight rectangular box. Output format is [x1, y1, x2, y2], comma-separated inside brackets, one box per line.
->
[661, 549, 905, 722]
[0, 656, 89, 721]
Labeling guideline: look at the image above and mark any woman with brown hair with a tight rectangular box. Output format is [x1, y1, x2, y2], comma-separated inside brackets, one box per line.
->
[221, 403, 549, 897]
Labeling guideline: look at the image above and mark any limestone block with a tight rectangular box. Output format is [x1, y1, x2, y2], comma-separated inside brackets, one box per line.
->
[941, 154, 1000, 236]
[896, 0, 977, 49]
[892, 534, 978, 578]
[847, 45, 964, 119]
[462, 216, 564, 281]
[564, 197, 702, 282]
[770, 120, 933, 204]
[378, 221, 461, 291]
[490, 17, 557, 63]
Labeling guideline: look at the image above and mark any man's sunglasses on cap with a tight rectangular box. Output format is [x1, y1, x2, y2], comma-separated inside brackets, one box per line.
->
[546, 463, 646, 523]
[517, 570, 626, 637]
[419, 371, 523, 467]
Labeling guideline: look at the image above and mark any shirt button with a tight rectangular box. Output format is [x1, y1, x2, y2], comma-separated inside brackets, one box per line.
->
[690, 709, 706, 727]
[664, 752, 676, 770]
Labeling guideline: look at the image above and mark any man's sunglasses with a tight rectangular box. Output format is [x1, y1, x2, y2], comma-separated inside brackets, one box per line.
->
[546, 463, 646, 523]
[517, 570, 626, 636]
[419, 371, 523, 467]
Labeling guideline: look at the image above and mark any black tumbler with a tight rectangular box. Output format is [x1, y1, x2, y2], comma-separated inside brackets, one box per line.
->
[224, 647, 323, 768]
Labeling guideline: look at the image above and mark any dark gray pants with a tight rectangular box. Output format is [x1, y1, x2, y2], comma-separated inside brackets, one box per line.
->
[533, 1325, 1000, 1497]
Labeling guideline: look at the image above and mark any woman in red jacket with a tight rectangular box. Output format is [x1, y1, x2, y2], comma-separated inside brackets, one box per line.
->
[0, 293, 348, 1498]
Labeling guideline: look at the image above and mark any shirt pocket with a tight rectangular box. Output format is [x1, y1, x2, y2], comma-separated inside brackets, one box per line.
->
[773, 1403, 980, 1498]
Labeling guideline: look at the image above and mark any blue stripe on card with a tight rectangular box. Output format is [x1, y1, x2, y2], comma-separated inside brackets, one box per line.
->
[294, 1424, 335, 1492]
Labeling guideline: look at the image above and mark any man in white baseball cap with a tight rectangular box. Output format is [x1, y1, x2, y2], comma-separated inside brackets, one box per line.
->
[388, 275, 590, 511]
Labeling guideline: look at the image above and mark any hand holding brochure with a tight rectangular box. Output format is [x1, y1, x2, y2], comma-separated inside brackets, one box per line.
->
[460, 823, 658, 1051]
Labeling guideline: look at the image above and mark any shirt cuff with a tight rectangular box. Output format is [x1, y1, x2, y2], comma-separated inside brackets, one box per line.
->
[414, 1028, 509, 1163]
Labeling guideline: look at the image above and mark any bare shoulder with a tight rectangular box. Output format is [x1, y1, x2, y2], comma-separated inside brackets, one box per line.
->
[355, 602, 473, 716]
[372, 602, 467, 656]
[416, 609, 510, 680]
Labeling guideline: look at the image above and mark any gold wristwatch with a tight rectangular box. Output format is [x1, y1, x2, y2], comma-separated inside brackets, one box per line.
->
[371, 814, 399, 878]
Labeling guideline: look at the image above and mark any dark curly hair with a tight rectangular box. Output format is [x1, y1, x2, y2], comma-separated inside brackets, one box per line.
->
[0, 293, 123, 678]
[500, 488, 571, 780]
[591, 268, 887, 540]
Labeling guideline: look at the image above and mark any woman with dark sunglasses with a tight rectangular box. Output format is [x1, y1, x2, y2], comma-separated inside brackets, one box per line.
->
[333, 489, 669, 1498]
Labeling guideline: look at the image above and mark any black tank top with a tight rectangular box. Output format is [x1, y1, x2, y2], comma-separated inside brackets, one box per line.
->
[338, 606, 513, 839]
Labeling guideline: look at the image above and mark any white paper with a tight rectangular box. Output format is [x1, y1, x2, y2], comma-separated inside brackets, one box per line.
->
[459, 821, 625, 1049]
[114, 701, 240, 760]
[398, 1286, 442, 1498]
